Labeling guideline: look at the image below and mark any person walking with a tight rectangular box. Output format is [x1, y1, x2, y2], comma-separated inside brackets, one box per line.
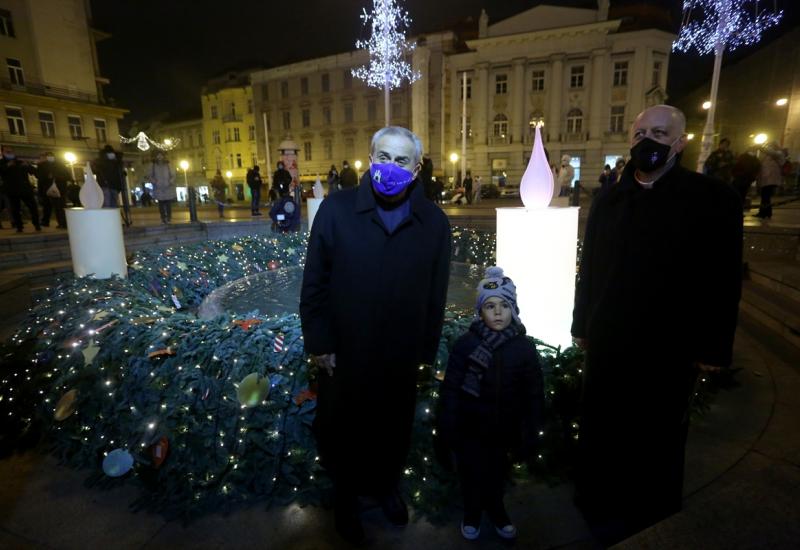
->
[756, 142, 785, 219]
[473, 175, 483, 204]
[246, 165, 263, 216]
[210, 169, 227, 218]
[338, 160, 358, 190]
[149, 152, 176, 224]
[300, 126, 450, 545]
[731, 148, 761, 207]
[704, 137, 735, 183]
[571, 105, 742, 546]
[36, 151, 71, 229]
[557, 154, 574, 196]
[463, 171, 474, 205]
[326, 164, 340, 195]
[95, 145, 130, 225]
[598, 164, 612, 192]
[0, 146, 40, 233]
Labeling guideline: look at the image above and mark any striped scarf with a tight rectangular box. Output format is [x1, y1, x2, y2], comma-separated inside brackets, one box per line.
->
[461, 319, 522, 397]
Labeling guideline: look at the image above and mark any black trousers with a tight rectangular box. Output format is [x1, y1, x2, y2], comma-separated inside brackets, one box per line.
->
[50, 195, 67, 227]
[758, 185, 776, 218]
[8, 192, 40, 230]
[39, 194, 52, 225]
[158, 199, 173, 222]
[456, 439, 507, 524]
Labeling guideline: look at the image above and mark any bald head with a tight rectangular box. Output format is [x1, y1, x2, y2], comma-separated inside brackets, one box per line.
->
[631, 105, 687, 145]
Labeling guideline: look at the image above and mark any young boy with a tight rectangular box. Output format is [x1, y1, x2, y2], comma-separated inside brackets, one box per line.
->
[437, 266, 545, 540]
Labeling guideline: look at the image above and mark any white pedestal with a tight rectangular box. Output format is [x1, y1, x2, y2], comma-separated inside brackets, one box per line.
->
[65, 208, 128, 279]
[306, 198, 323, 230]
[496, 207, 579, 350]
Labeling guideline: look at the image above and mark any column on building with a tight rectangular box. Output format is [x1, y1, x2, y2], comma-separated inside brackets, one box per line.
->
[474, 63, 490, 147]
[411, 46, 431, 152]
[511, 57, 526, 144]
[547, 55, 564, 144]
[449, 65, 461, 155]
[589, 48, 608, 141]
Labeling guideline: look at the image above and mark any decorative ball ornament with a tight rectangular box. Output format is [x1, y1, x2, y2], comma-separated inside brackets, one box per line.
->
[150, 437, 169, 469]
[103, 448, 135, 477]
[236, 373, 270, 407]
[54, 389, 79, 421]
[267, 260, 280, 271]
[79, 163, 104, 209]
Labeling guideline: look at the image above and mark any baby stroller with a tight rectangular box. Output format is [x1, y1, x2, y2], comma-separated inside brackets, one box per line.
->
[269, 195, 301, 232]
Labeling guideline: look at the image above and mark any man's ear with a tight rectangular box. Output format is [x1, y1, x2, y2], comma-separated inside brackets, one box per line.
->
[413, 162, 421, 179]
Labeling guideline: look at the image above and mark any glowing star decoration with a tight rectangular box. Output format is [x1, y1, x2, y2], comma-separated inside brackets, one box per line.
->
[82, 342, 100, 365]
[236, 373, 270, 407]
[673, 1, 782, 171]
[79, 163, 104, 209]
[352, 0, 420, 126]
[176, 262, 188, 271]
[217, 254, 229, 264]
[520, 122, 554, 209]
[119, 132, 180, 152]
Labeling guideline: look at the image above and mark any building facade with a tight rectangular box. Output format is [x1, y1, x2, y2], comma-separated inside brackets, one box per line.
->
[201, 72, 257, 201]
[677, 25, 800, 169]
[250, 1, 673, 189]
[0, 0, 127, 169]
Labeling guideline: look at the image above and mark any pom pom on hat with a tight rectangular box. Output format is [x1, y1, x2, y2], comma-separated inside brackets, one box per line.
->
[476, 265, 520, 323]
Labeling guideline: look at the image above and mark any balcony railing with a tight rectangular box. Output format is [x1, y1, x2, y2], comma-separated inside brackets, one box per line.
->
[0, 129, 110, 151]
[222, 114, 243, 123]
[0, 77, 101, 104]
[489, 135, 510, 146]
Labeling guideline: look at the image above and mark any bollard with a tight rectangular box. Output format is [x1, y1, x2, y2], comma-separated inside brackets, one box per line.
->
[571, 180, 581, 207]
[188, 187, 198, 222]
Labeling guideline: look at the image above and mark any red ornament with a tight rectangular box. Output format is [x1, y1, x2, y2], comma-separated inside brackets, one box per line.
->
[233, 319, 262, 331]
[150, 437, 169, 469]
[293, 389, 317, 406]
[273, 333, 285, 352]
[267, 260, 280, 270]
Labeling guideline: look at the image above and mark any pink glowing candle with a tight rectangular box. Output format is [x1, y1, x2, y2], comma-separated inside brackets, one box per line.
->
[520, 122, 554, 209]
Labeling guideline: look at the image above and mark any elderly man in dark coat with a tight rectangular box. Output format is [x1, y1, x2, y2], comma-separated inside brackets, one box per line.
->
[571, 105, 742, 545]
[300, 126, 451, 544]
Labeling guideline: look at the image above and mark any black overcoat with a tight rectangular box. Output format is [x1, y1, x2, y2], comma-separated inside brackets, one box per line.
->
[300, 180, 451, 493]
[571, 160, 743, 537]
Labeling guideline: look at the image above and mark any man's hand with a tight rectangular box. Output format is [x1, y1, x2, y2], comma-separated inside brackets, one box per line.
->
[696, 362, 723, 373]
[313, 354, 336, 376]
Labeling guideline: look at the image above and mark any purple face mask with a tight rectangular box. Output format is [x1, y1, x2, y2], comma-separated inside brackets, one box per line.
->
[370, 162, 414, 196]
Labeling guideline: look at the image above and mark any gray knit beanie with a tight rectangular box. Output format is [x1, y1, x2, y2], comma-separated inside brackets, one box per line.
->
[475, 266, 520, 323]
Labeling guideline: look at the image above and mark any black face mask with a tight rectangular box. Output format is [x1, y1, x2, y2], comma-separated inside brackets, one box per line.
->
[629, 137, 675, 172]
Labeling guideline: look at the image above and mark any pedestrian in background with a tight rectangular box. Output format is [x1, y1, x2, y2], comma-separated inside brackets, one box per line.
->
[36, 151, 71, 229]
[210, 169, 227, 218]
[272, 160, 292, 199]
[247, 165, 263, 216]
[731, 147, 761, 207]
[598, 164, 612, 192]
[0, 145, 40, 233]
[756, 142, 785, 219]
[95, 145, 126, 207]
[557, 154, 574, 196]
[338, 160, 358, 190]
[473, 175, 482, 204]
[704, 138, 735, 183]
[327, 164, 340, 195]
[609, 157, 626, 186]
[149, 151, 176, 224]
[463, 170, 474, 205]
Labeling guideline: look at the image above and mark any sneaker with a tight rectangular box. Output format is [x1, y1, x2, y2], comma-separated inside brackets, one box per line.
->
[461, 521, 481, 540]
[494, 523, 517, 539]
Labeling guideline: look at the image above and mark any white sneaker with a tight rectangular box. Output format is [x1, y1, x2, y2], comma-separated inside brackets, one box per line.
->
[495, 524, 517, 539]
[461, 521, 481, 540]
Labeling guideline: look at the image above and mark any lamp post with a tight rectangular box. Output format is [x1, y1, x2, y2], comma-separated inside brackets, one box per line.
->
[179, 159, 189, 186]
[64, 152, 77, 181]
[449, 152, 459, 185]
[354, 160, 362, 180]
[180, 159, 197, 222]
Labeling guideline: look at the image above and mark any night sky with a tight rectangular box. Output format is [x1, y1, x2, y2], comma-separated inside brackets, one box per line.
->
[90, 0, 797, 127]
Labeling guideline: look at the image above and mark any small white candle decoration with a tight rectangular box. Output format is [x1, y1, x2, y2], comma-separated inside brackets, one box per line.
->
[519, 122, 554, 209]
[79, 162, 104, 209]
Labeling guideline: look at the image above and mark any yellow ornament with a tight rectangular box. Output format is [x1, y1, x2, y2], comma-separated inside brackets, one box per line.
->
[54, 389, 79, 421]
[236, 373, 270, 407]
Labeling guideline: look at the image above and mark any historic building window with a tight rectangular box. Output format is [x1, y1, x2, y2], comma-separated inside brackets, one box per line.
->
[531, 70, 545, 91]
[233, 127, 240, 141]
[281, 81, 289, 99]
[6, 58, 24, 86]
[610, 105, 626, 133]
[304, 141, 312, 161]
[282, 111, 291, 130]
[613, 61, 628, 87]
[248, 125, 255, 141]
[0, 9, 16, 37]
[68, 115, 83, 139]
[321, 73, 330, 93]
[493, 113, 508, 137]
[345, 137, 354, 160]
[247, 99, 253, 114]
[38, 111, 55, 138]
[652, 61, 662, 87]
[94, 119, 107, 143]
[210, 105, 218, 119]
[324, 139, 332, 160]
[570, 66, 584, 89]
[566, 108, 583, 134]
[344, 103, 353, 123]
[301, 77, 309, 95]
[236, 153, 242, 168]
[343, 70, 352, 90]
[323, 105, 331, 125]
[5, 107, 24, 135]
[495, 74, 508, 95]
[367, 99, 376, 121]
[302, 108, 310, 128]
[230, 102, 236, 117]
[212, 130, 220, 144]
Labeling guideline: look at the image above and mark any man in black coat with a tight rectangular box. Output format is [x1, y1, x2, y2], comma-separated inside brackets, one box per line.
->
[300, 126, 451, 544]
[246, 165, 263, 215]
[0, 146, 40, 232]
[271, 161, 292, 199]
[571, 105, 742, 545]
[338, 160, 358, 189]
[36, 151, 72, 229]
[95, 145, 131, 225]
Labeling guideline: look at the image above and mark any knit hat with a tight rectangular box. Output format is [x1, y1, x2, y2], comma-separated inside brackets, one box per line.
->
[476, 266, 520, 324]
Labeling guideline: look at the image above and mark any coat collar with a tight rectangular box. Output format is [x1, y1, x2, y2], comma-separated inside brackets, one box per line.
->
[619, 157, 684, 191]
[355, 178, 428, 222]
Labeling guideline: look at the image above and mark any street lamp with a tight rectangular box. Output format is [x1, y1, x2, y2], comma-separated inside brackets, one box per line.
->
[776, 98, 788, 107]
[354, 160, 362, 179]
[687, 133, 695, 140]
[179, 159, 190, 185]
[702, 100, 712, 110]
[64, 151, 77, 181]
[753, 133, 768, 145]
[449, 152, 459, 184]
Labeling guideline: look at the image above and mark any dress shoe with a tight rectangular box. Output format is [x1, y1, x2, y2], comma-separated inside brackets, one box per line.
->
[380, 488, 409, 525]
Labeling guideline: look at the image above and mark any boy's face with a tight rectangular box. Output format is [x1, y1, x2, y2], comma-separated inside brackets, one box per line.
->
[480, 296, 513, 331]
